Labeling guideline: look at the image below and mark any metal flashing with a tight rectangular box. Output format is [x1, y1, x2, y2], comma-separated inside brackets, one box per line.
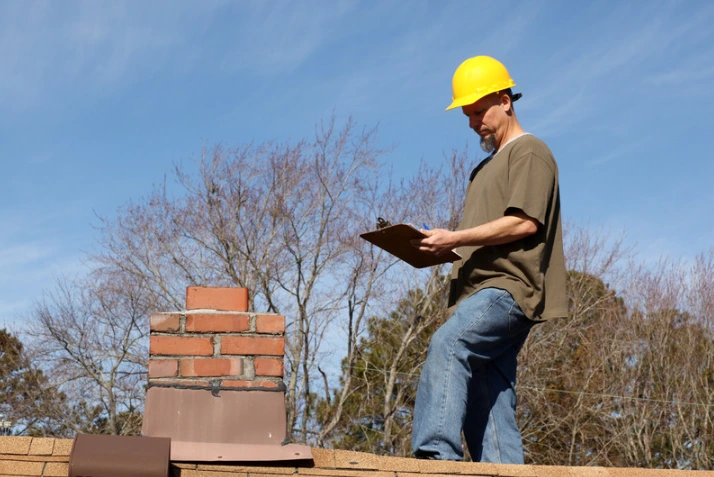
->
[142, 386, 312, 462]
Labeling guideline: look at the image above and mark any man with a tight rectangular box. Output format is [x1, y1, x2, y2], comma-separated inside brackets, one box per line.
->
[411, 56, 567, 463]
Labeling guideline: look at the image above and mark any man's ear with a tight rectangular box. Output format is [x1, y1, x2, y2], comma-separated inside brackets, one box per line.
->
[500, 93, 513, 113]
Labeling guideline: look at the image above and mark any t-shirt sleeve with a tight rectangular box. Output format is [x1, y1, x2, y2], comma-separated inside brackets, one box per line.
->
[506, 153, 556, 226]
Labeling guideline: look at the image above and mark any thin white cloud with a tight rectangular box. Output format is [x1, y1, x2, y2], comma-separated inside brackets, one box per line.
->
[217, 1, 358, 75]
[586, 138, 647, 167]
[0, 1, 223, 112]
[518, 0, 714, 138]
[0, 247, 88, 329]
[0, 242, 54, 270]
[0, 203, 92, 329]
[644, 63, 714, 94]
[310, 1, 547, 117]
[0, 1, 363, 115]
[526, 89, 587, 138]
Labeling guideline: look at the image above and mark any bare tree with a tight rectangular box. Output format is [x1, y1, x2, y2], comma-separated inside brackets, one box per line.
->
[518, 224, 632, 466]
[519, 228, 714, 470]
[607, 251, 714, 469]
[20, 106, 714, 467]
[26, 272, 148, 436]
[314, 149, 472, 452]
[90, 116, 431, 442]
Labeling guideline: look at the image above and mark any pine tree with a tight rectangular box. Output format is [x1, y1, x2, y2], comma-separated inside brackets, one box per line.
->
[0, 329, 68, 436]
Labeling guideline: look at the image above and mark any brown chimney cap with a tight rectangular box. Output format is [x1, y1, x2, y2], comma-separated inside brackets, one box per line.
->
[69, 434, 170, 477]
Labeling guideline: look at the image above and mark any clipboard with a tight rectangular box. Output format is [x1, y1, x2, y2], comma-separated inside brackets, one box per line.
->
[360, 223, 462, 268]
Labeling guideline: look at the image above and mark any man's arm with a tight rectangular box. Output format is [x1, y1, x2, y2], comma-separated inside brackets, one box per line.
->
[414, 210, 538, 256]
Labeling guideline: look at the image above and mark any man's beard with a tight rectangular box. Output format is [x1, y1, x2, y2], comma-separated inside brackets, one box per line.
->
[480, 134, 497, 154]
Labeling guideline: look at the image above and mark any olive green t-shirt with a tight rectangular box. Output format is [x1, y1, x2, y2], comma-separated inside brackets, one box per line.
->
[448, 134, 567, 321]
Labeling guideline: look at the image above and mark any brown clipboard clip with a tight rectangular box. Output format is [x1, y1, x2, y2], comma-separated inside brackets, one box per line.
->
[360, 220, 462, 269]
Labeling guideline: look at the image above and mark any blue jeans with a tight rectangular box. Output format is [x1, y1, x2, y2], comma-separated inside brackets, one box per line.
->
[412, 288, 534, 463]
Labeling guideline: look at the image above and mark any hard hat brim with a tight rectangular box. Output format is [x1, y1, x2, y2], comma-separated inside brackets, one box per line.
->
[445, 91, 488, 111]
[445, 83, 517, 111]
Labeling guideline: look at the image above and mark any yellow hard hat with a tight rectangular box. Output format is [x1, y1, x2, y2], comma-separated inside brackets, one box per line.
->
[446, 56, 516, 111]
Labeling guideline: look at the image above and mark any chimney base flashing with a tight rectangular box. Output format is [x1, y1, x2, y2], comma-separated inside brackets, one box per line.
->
[142, 386, 311, 462]
[170, 440, 312, 462]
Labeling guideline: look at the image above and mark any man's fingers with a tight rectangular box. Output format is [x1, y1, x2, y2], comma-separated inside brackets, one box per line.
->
[410, 238, 435, 253]
[411, 230, 449, 254]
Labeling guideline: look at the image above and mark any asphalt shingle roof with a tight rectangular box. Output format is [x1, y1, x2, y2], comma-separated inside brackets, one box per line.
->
[2, 436, 713, 477]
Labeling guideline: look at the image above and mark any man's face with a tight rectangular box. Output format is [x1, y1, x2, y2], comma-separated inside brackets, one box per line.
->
[461, 94, 505, 153]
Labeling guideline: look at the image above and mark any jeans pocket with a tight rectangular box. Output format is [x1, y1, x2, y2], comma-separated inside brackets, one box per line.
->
[507, 299, 531, 334]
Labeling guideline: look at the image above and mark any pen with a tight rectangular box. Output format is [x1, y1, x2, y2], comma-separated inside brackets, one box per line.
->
[422, 223, 430, 230]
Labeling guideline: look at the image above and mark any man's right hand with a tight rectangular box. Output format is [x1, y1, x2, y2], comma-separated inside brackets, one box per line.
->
[412, 229, 461, 256]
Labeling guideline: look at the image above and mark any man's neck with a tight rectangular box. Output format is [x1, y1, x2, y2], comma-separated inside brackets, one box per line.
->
[496, 120, 526, 152]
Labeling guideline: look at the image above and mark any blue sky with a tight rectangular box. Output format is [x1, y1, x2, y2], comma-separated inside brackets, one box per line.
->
[2, 0, 714, 329]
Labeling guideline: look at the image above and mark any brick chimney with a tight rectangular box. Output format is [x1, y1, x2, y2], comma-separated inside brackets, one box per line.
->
[148, 286, 285, 390]
[142, 286, 310, 462]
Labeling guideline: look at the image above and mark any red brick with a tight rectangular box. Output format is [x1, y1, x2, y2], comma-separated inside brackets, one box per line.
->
[221, 336, 284, 356]
[222, 380, 282, 389]
[150, 313, 180, 332]
[186, 286, 248, 312]
[150, 336, 213, 356]
[153, 379, 210, 387]
[148, 359, 178, 378]
[186, 313, 250, 332]
[254, 357, 284, 377]
[256, 314, 285, 334]
[180, 358, 244, 377]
